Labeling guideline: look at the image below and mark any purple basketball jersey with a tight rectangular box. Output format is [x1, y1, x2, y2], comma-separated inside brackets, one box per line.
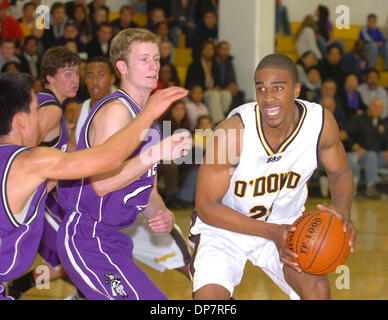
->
[36, 89, 67, 267]
[58, 89, 161, 228]
[36, 89, 68, 152]
[56, 90, 167, 300]
[0, 145, 47, 284]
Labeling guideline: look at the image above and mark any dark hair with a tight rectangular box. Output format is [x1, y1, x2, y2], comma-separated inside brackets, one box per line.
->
[367, 68, 380, 78]
[23, 35, 38, 46]
[98, 21, 113, 31]
[50, 1, 65, 14]
[255, 53, 299, 83]
[87, 55, 116, 75]
[40, 46, 81, 84]
[317, 5, 330, 41]
[368, 13, 377, 20]
[327, 43, 342, 55]
[1, 61, 22, 73]
[0, 73, 34, 136]
[305, 65, 320, 75]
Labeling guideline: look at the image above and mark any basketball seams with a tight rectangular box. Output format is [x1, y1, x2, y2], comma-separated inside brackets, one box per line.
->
[312, 228, 349, 275]
[294, 212, 319, 266]
[305, 213, 333, 272]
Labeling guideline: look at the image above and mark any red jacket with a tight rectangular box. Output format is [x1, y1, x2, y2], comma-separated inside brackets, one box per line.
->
[1, 16, 23, 42]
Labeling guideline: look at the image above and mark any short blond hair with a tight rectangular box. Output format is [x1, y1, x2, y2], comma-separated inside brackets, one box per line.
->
[110, 28, 160, 75]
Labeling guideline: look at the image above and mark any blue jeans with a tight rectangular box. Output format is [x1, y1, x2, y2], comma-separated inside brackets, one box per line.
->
[347, 150, 388, 187]
[364, 42, 388, 69]
[176, 166, 199, 202]
[275, 5, 291, 35]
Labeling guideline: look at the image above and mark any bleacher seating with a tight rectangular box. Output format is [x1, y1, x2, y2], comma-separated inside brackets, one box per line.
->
[276, 22, 388, 87]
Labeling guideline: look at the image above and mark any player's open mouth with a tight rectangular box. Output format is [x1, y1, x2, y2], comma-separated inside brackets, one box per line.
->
[263, 107, 281, 117]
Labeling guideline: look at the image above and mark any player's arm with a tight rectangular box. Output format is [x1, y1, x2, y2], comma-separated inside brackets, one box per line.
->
[141, 175, 175, 233]
[90, 90, 191, 197]
[37, 104, 63, 145]
[318, 109, 356, 252]
[25, 87, 188, 183]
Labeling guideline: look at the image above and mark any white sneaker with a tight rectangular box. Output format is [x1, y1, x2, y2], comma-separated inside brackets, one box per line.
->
[64, 290, 86, 300]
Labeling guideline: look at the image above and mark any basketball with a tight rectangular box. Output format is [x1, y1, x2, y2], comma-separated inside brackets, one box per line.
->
[286, 210, 350, 275]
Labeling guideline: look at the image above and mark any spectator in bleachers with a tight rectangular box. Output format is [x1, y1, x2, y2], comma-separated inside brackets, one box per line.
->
[18, 1, 43, 39]
[41, 2, 68, 51]
[18, 35, 40, 78]
[358, 68, 388, 119]
[1, 60, 21, 72]
[192, 8, 218, 59]
[169, 0, 197, 48]
[185, 40, 232, 125]
[86, 22, 113, 58]
[215, 40, 244, 109]
[65, 0, 88, 20]
[359, 13, 388, 71]
[340, 39, 369, 83]
[296, 50, 319, 86]
[153, 20, 173, 43]
[154, 61, 180, 92]
[313, 77, 347, 129]
[295, 15, 322, 60]
[0, 38, 20, 70]
[158, 99, 191, 207]
[315, 4, 344, 57]
[318, 44, 346, 92]
[275, 0, 291, 36]
[54, 20, 87, 56]
[173, 114, 214, 209]
[88, 0, 109, 23]
[91, 6, 109, 34]
[345, 98, 388, 198]
[0, 0, 23, 44]
[185, 84, 209, 130]
[146, 0, 170, 17]
[338, 72, 367, 119]
[72, 3, 93, 45]
[195, 0, 218, 23]
[299, 65, 321, 101]
[146, 6, 167, 31]
[160, 39, 174, 64]
[111, 5, 138, 37]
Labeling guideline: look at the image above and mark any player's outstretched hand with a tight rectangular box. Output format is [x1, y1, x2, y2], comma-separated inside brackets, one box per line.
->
[317, 204, 356, 253]
[144, 86, 188, 120]
[159, 130, 192, 161]
[272, 224, 302, 273]
[148, 209, 175, 233]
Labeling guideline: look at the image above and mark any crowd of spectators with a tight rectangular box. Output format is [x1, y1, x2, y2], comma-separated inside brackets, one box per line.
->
[2, 0, 388, 200]
[279, 2, 388, 198]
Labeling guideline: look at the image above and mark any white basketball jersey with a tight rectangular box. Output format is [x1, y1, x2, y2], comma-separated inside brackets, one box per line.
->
[222, 99, 324, 223]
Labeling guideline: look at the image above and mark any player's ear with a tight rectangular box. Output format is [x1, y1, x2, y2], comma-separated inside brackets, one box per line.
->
[115, 60, 127, 77]
[294, 81, 301, 99]
[13, 111, 28, 131]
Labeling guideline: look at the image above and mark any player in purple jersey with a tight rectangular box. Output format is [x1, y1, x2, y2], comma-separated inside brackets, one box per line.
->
[0, 72, 190, 300]
[71, 57, 191, 290]
[7, 46, 82, 299]
[56, 28, 189, 300]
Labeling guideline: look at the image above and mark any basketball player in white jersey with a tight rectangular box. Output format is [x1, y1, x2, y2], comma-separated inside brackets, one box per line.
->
[189, 54, 356, 300]
[72, 56, 191, 278]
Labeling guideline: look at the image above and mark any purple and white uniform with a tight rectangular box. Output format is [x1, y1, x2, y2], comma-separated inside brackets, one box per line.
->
[57, 90, 167, 300]
[36, 89, 67, 269]
[0, 145, 47, 299]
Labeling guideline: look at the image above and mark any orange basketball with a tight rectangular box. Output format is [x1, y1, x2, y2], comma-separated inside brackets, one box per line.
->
[286, 210, 350, 275]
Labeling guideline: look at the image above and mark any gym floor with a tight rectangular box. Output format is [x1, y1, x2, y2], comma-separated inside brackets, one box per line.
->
[20, 197, 388, 300]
